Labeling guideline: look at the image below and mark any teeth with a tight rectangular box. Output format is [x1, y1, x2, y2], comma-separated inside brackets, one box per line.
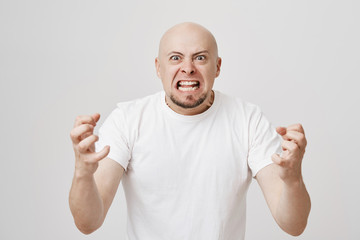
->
[179, 81, 199, 86]
[178, 86, 199, 91]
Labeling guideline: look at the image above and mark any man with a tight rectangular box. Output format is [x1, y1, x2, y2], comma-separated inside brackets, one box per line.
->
[69, 22, 310, 239]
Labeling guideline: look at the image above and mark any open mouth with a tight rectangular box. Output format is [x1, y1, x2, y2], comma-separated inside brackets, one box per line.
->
[176, 80, 200, 92]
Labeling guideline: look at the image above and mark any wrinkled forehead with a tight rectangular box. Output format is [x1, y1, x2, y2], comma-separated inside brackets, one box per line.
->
[158, 24, 218, 57]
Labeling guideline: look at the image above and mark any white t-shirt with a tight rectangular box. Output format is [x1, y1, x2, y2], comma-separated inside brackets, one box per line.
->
[96, 90, 282, 240]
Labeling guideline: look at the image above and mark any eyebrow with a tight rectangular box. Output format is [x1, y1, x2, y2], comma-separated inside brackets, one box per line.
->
[167, 50, 209, 57]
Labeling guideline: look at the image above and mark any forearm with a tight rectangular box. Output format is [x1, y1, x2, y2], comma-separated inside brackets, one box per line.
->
[275, 178, 311, 236]
[69, 172, 104, 234]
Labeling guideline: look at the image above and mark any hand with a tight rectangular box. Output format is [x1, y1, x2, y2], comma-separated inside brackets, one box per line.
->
[70, 113, 110, 176]
[272, 123, 307, 184]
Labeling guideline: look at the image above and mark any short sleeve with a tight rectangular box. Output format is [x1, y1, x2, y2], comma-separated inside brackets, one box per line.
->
[95, 108, 131, 170]
[247, 106, 282, 177]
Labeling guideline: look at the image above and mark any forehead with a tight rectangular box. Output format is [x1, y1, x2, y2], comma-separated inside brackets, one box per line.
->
[159, 25, 217, 56]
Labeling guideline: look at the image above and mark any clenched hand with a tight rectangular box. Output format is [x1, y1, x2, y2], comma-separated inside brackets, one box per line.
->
[70, 113, 110, 176]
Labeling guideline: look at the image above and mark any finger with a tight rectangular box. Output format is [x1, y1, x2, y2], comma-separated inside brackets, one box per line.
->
[81, 131, 92, 139]
[276, 127, 292, 141]
[77, 135, 99, 153]
[281, 140, 299, 153]
[286, 123, 305, 135]
[92, 145, 110, 162]
[74, 115, 97, 128]
[92, 113, 101, 123]
[70, 124, 94, 144]
[276, 127, 287, 136]
[282, 130, 307, 149]
[272, 153, 286, 166]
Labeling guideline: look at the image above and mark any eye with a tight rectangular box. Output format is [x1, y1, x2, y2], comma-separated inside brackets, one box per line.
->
[170, 55, 180, 61]
[195, 55, 206, 61]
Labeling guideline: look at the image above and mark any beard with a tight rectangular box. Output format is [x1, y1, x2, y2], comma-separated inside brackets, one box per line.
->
[169, 92, 208, 109]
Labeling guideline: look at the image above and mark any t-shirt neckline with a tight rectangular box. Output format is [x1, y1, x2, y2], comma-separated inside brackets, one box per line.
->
[160, 90, 221, 122]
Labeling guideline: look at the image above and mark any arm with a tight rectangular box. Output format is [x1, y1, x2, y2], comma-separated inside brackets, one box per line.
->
[69, 114, 125, 234]
[255, 124, 311, 236]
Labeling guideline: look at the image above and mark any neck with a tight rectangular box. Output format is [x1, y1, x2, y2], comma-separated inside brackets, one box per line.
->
[165, 90, 214, 116]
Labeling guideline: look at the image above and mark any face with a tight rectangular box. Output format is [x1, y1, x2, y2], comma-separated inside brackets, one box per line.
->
[155, 23, 221, 115]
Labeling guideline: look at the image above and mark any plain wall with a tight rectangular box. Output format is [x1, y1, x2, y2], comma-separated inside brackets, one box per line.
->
[1, 0, 359, 239]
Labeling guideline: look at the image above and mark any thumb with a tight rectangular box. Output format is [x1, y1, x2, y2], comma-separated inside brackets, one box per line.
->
[276, 126, 287, 136]
[93, 145, 110, 162]
[272, 153, 285, 167]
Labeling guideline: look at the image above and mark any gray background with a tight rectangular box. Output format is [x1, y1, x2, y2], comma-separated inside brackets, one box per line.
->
[1, 0, 359, 239]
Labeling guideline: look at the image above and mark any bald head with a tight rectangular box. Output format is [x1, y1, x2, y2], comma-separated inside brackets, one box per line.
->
[154, 22, 222, 115]
[158, 22, 218, 59]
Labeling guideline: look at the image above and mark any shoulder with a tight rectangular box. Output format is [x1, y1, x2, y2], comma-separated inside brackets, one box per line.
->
[115, 92, 162, 112]
[100, 92, 162, 137]
[216, 91, 262, 119]
[107, 91, 162, 126]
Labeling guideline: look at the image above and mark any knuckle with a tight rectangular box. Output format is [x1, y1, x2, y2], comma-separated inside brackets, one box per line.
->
[299, 134, 305, 142]
[70, 130, 76, 140]
[78, 142, 87, 152]
[75, 115, 82, 123]
[85, 124, 93, 131]
[75, 115, 94, 126]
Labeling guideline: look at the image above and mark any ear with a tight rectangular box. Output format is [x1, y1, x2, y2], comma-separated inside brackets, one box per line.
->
[215, 57, 222, 77]
[155, 57, 161, 78]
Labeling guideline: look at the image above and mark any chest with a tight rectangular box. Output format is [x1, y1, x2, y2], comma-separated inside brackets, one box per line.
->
[124, 115, 251, 198]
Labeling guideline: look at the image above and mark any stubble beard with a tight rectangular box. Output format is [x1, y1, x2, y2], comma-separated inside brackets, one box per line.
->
[169, 93, 208, 109]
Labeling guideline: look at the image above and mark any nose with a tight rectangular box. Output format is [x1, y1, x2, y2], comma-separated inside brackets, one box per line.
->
[180, 59, 196, 75]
